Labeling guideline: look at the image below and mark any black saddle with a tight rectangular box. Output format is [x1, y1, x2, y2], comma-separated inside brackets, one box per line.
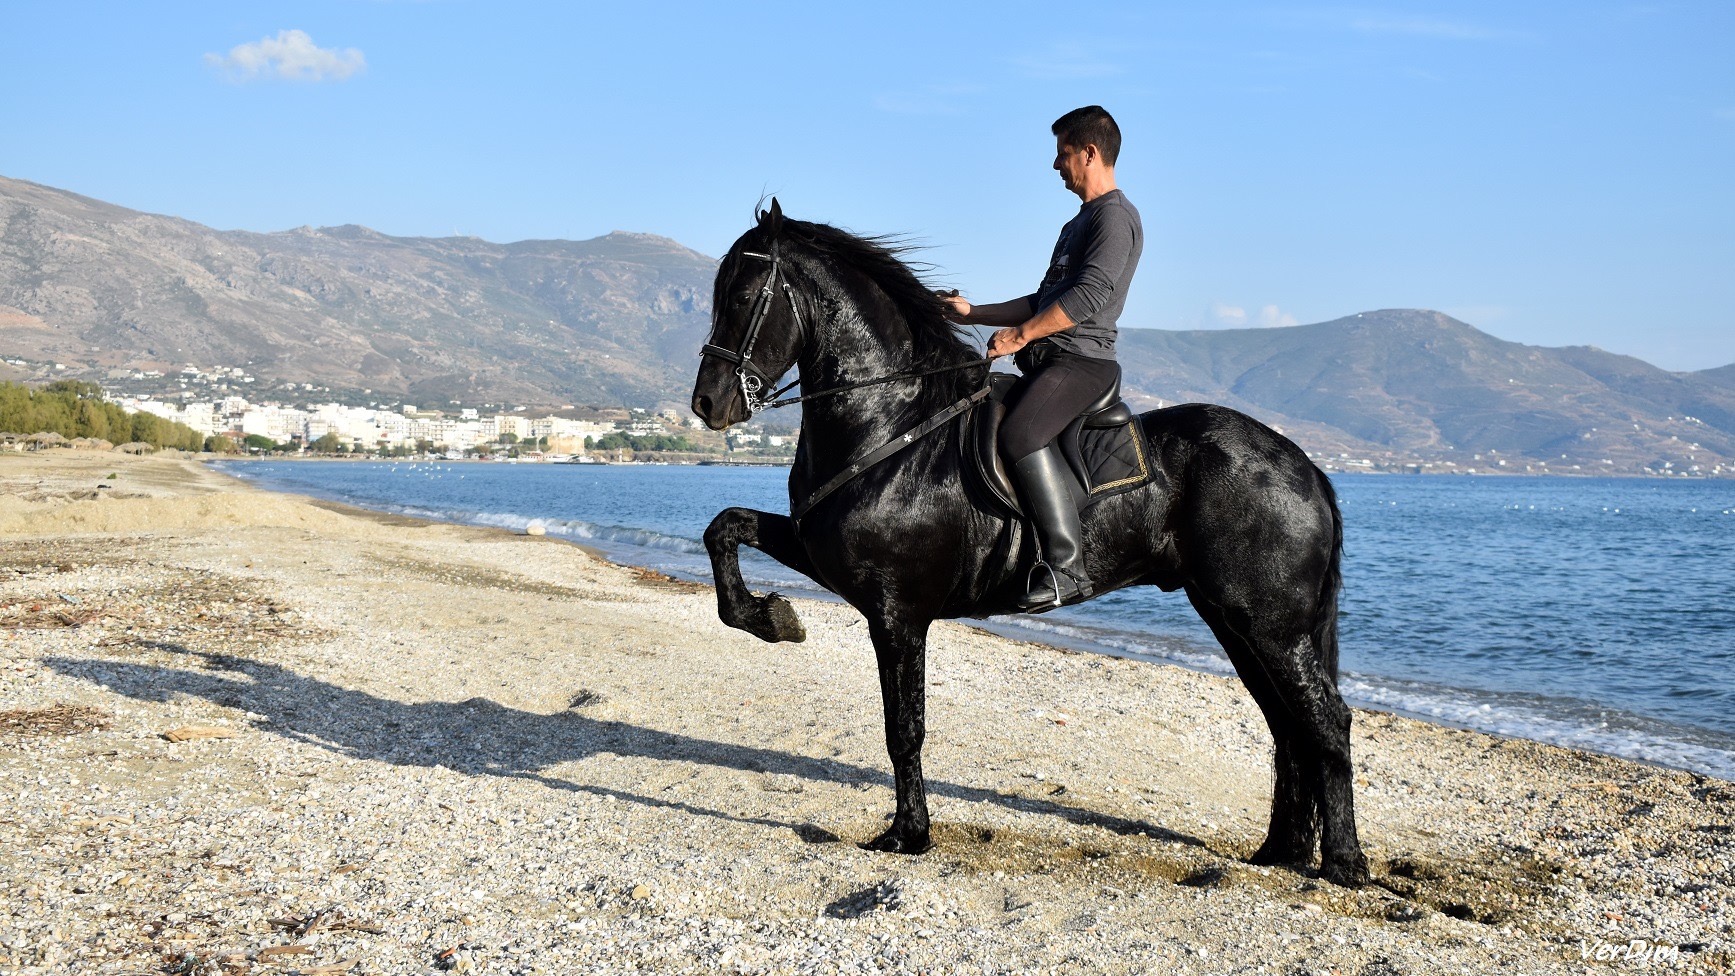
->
[964, 368, 1154, 519]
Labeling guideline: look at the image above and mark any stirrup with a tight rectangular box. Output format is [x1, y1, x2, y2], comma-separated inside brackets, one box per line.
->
[1020, 560, 1093, 613]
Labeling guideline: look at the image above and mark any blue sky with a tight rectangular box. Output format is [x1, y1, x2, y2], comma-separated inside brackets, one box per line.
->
[3, 2, 1731, 370]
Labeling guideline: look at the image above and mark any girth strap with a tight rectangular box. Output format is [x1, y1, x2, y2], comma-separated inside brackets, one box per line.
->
[791, 387, 992, 526]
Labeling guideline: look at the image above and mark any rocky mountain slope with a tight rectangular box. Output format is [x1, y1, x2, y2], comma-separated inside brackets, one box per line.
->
[4, 174, 1731, 472]
[1116, 310, 1735, 470]
[0, 175, 714, 409]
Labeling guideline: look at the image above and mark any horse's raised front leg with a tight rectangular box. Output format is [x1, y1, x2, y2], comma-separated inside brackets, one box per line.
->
[861, 614, 934, 855]
[703, 507, 810, 644]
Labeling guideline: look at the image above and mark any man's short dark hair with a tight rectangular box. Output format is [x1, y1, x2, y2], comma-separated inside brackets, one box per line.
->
[1051, 106, 1121, 166]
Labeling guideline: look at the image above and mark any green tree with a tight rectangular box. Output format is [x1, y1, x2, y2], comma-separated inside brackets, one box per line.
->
[43, 379, 102, 399]
[243, 433, 279, 452]
[310, 432, 343, 453]
[590, 431, 710, 454]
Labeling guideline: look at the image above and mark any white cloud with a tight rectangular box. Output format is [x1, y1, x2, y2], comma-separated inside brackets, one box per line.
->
[1206, 303, 1296, 328]
[1210, 303, 1247, 326]
[1258, 304, 1299, 328]
[205, 29, 365, 83]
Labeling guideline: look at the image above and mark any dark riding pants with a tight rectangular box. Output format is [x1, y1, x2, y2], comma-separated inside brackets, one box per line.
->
[1000, 345, 1120, 462]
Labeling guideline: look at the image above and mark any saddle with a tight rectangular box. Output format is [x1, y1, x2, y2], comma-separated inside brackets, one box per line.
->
[963, 369, 1156, 519]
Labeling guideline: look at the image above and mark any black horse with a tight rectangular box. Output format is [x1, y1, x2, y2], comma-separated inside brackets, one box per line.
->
[690, 202, 1369, 887]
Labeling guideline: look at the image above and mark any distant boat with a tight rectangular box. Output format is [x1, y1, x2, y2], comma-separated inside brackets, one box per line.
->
[562, 455, 608, 465]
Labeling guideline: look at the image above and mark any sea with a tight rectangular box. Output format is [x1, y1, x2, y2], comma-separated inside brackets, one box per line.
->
[220, 460, 1735, 781]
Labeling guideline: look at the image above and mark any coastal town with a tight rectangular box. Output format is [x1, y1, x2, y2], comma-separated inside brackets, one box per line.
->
[82, 361, 794, 459]
[0, 356, 1726, 475]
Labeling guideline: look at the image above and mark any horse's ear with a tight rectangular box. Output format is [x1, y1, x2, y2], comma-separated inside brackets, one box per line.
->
[765, 198, 783, 236]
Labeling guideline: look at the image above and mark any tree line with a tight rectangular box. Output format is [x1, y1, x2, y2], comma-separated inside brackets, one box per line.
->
[0, 380, 211, 451]
[588, 431, 712, 453]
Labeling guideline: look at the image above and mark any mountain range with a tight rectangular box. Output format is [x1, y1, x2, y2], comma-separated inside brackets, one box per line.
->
[3, 174, 1731, 473]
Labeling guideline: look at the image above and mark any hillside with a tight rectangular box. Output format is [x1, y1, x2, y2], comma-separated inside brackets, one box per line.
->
[3, 174, 1731, 473]
[0, 175, 715, 410]
[1117, 311, 1735, 471]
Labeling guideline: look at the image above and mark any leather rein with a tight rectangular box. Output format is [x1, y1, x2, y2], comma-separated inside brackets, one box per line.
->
[699, 245, 993, 525]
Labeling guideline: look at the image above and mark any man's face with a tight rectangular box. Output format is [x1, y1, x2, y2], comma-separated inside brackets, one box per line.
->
[1054, 137, 1090, 195]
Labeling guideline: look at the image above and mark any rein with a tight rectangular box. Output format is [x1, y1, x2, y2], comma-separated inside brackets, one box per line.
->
[700, 245, 991, 414]
[789, 384, 991, 527]
[700, 244, 998, 526]
[758, 357, 989, 411]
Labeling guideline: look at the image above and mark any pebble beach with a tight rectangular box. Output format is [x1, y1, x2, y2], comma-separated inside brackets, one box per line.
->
[1, 451, 1730, 975]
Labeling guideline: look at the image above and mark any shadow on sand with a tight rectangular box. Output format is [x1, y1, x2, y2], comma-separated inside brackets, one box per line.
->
[47, 647, 1207, 850]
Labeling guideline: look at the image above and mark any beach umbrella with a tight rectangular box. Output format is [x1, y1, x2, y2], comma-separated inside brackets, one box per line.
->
[115, 441, 155, 455]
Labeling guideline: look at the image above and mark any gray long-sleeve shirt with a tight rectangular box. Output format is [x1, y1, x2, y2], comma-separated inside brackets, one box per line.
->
[1023, 189, 1143, 360]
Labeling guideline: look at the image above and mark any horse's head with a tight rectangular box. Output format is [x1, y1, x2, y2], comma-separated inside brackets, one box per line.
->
[691, 199, 809, 431]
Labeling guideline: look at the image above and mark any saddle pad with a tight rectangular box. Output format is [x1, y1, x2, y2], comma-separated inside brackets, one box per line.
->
[1076, 420, 1153, 504]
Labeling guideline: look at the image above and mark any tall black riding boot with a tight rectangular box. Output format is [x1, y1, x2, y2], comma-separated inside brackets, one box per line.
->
[1012, 445, 1093, 612]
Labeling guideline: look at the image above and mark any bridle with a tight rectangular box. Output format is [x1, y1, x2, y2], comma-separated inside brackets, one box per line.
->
[700, 240, 989, 417]
[699, 241, 805, 415]
[697, 234, 998, 526]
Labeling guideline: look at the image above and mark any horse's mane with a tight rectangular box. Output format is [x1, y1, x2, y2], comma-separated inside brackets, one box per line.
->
[783, 220, 977, 370]
[715, 214, 985, 414]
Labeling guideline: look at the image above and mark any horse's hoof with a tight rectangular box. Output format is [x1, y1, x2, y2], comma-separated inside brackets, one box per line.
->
[761, 593, 807, 643]
[1247, 837, 1313, 869]
[859, 826, 932, 855]
[1319, 853, 1370, 888]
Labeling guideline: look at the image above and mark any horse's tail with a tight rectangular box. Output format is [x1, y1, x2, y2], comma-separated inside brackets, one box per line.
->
[1312, 467, 1344, 683]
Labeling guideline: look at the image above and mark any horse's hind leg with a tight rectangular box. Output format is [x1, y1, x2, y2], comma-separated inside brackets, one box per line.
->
[703, 507, 810, 643]
[1238, 615, 1367, 886]
[1186, 594, 1319, 867]
[1257, 738, 1318, 866]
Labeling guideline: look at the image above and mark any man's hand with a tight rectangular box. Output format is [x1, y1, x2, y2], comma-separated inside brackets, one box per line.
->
[940, 291, 973, 323]
[990, 303, 1074, 360]
[987, 326, 1027, 359]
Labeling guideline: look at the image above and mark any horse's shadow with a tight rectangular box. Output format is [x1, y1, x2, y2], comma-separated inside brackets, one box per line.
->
[46, 648, 1206, 850]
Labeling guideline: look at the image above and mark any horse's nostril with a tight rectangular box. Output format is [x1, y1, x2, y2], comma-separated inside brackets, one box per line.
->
[693, 394, 713, 419]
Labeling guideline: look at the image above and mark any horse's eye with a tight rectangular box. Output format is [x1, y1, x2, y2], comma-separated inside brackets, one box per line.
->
[735, 295, 751, 307]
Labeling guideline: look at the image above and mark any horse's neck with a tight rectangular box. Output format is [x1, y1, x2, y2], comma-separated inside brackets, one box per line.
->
[795, 297, 931, 473]
[798, 313, 923, 454]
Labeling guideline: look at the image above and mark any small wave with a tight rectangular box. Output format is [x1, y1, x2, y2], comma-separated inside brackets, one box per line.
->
[977, 614, 1234, 675]
[981, 614, 1735, 780]
[1339, 675, 1735, 780]
[468, 512, 706, 555]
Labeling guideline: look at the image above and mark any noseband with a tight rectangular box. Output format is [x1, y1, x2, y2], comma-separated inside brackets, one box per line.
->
[699, 242, 805, 415]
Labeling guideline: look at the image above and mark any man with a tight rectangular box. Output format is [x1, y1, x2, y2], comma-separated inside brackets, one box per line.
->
[945, 105, 1143, 611]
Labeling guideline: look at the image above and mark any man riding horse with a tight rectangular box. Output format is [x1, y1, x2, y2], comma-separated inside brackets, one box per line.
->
[944, 105, 1142, 612]
[692, 113, 1369, 885]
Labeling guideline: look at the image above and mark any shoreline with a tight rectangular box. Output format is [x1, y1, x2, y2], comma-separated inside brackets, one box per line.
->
[2, 451, 1730, 974]
[215, 456, 1735, 784]
[212, 452, 1732, 479]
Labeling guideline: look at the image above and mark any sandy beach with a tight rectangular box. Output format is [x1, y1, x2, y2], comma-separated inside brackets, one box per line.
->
[0, 451, 1729, 975]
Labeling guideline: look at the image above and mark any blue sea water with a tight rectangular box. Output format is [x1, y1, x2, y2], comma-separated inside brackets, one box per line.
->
[221, 461, 1735, 780]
